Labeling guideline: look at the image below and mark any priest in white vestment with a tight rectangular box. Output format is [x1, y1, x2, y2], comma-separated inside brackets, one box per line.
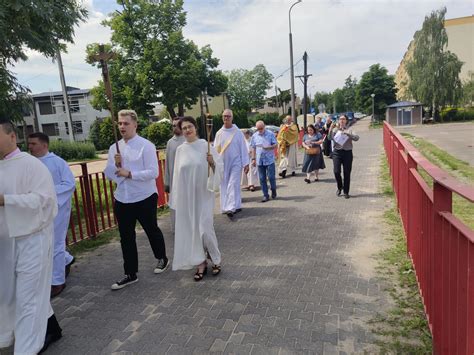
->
[169, 117, 223, 281]
[213, 109, 249, 218]
[0, 121, 59, 354]
[241, 129, 259, 191]
[28, 132, 76, 298]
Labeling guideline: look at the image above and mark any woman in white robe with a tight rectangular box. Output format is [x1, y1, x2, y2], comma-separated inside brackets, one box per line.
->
[241, 130, 259, 191]
[169, 117, 223, 281]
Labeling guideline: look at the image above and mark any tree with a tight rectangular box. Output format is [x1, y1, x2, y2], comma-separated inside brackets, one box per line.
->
[461, 71, 474, 107]
[342, 75, 358, 111]
[86, 0, 226, 118]
[313, 91, 333, 111]
[0, 0, 87, 121]
[332, 88, 345, 113]
[226, 64, 273, 112]
[356, 64, 397, 118]
[406, 7, 463, 120]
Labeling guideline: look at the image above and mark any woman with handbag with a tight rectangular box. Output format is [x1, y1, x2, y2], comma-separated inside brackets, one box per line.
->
[301, 124, 325, 183]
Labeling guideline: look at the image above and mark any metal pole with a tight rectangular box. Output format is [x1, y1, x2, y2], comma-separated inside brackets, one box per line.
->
[288, 0, 302, 122]
[274, 80, 279, 114]
[303, 51, 308, 130]
[56, 47, 75, 141]
[371, 93, 375, 122]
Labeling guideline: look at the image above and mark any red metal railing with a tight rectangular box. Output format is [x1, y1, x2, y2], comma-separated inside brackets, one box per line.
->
[67, 151, 168, 245]
[383, 121, 474, 354]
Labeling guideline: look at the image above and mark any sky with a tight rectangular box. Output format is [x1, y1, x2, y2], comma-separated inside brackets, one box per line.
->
[11, 0, 473, 99]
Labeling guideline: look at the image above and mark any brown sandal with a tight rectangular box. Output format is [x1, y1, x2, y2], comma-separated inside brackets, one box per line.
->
[194, 266, 207, 281]
[212, 265, 221, 276]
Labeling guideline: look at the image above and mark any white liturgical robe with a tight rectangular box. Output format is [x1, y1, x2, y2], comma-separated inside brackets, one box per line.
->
[169, 139, 223, 270]
[0, 152, 58, 354]
[214, 124, 249, 213]
[39, 152, 76, 285]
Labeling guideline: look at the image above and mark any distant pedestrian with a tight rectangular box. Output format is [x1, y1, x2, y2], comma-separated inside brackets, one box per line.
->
[250, 121, 278, 202]
[104, 109, 169, 290]
[241, 129, 259, 192]
[28, 132, 76, 298]
[277, 115, 299, 178]
[322, 116, 333, 157]
[301, 124, 325, 183]
[169, 116, 223, 281]
[214, 109, 249, 218]
[328, 115, 359, 198]
[164, 116, 185, 232]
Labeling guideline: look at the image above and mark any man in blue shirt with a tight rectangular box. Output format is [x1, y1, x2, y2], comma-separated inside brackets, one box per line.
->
[250, 121, 278, 202]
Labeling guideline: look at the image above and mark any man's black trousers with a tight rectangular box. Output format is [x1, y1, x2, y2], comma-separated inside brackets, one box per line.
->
[332, 149, 353, 194]
[115, 193, 166, 275]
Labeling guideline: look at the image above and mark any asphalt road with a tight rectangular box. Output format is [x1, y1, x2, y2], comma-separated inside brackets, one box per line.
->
[396, 122, 474, 166]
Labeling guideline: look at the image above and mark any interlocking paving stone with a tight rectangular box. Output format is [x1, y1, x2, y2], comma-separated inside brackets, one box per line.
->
[42, 118, 393, 354]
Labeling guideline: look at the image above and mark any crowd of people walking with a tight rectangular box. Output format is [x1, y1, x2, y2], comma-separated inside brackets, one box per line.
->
[0, 108, 359, 354]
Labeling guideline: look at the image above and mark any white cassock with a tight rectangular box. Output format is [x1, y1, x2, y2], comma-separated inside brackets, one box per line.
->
[39, 152, 76, 286]
[214, 124, 249, 213]
[169, 139, 223, 270]
[0, 152, 58, 354]
[164, 135, 185, 232]
[241, 138, 259, 187]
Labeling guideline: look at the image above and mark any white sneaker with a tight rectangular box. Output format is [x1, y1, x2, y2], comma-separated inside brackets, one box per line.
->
[111, 274, 138, 290]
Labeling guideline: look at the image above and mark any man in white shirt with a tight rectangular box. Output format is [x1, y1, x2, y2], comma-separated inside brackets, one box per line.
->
[0, 120, 62, 354]
[104, 110, 169, 290]
[164, 116, 185, 232]
[213, 109, 249, 218]
[28, 132, 76, 298]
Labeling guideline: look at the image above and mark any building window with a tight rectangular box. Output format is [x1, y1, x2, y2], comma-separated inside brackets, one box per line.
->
[72, 121, 83, 134]
[70, 99, 80, 113]
[42, 123, 59, 136]
[38, 101, 55, 115]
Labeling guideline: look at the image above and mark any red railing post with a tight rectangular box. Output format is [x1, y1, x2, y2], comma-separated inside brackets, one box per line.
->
[80, 162, 97, 238]
[432, 182, 452, 353]
[155, 150, 167, 207]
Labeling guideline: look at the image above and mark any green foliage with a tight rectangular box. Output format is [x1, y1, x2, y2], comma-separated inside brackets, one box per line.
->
[461, 71, 474, 107]
[248, 113, 282, 127]
[89, 117, 116, 150]
[440, 107, 474, 122]
[342, 75, 358, 111]
[226, 64, 273, 112]
[0, 0, 88, 121]
[86, 0, 226, 118]
[142, 121, 172, 147]
[356, 64, 397, 119]
[406, 7, 463, 119]
[49, 140, 96, 161]
[313, 91, 333, 112]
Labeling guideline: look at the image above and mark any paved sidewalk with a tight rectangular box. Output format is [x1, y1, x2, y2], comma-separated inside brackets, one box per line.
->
[47, 119, 391, 354]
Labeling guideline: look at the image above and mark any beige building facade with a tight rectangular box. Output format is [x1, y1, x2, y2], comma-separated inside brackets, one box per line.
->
[395, 15, 474, 100]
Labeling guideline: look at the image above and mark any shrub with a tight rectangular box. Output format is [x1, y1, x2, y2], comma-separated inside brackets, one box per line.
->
[49, 140, 96, 161]
[248, 112, 282, 127]
[440, 107, 474, 122]
[142, 121, 172, 148]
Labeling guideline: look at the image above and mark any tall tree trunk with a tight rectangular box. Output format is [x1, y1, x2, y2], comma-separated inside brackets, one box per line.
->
[166, 105, 177, 118]
[178, 104, 184, 117]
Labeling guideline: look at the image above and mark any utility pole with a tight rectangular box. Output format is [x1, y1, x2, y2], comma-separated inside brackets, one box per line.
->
[56, 47, 75, 141]
[296, 52, 312, 130]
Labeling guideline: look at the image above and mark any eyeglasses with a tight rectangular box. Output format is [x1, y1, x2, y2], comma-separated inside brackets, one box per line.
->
[181, 125, 194, 131]
[257, 127, 264, 131]
[223, 115, 232, 118]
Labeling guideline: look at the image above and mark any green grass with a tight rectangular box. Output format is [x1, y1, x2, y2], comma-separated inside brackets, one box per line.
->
[401, 133, 474, 229]
[370, 156, 433, 354]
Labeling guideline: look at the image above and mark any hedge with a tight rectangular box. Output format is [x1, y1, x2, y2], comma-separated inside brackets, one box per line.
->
[440, 107, 474, 122]
[49, 140, 96, 161]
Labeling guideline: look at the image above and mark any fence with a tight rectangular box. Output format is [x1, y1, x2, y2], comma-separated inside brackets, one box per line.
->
[383, 121, 474, 354]
[67, 151, 167, 245]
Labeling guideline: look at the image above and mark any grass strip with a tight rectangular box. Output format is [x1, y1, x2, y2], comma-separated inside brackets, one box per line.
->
[401, 133, 474, 229]
[369, 156, 432, 354]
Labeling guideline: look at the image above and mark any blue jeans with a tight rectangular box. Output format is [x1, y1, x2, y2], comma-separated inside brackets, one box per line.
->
[258, 163, 277, 198]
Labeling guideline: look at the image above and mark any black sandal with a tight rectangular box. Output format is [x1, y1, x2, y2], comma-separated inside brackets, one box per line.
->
[194, 266, 207, 281]
[212, 265, 221, 276]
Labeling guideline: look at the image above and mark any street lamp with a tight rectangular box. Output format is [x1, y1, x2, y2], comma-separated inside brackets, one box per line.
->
[274, 73, 283, 115]
[288, 0, 302, 122]
[371, 93, 375, 122]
